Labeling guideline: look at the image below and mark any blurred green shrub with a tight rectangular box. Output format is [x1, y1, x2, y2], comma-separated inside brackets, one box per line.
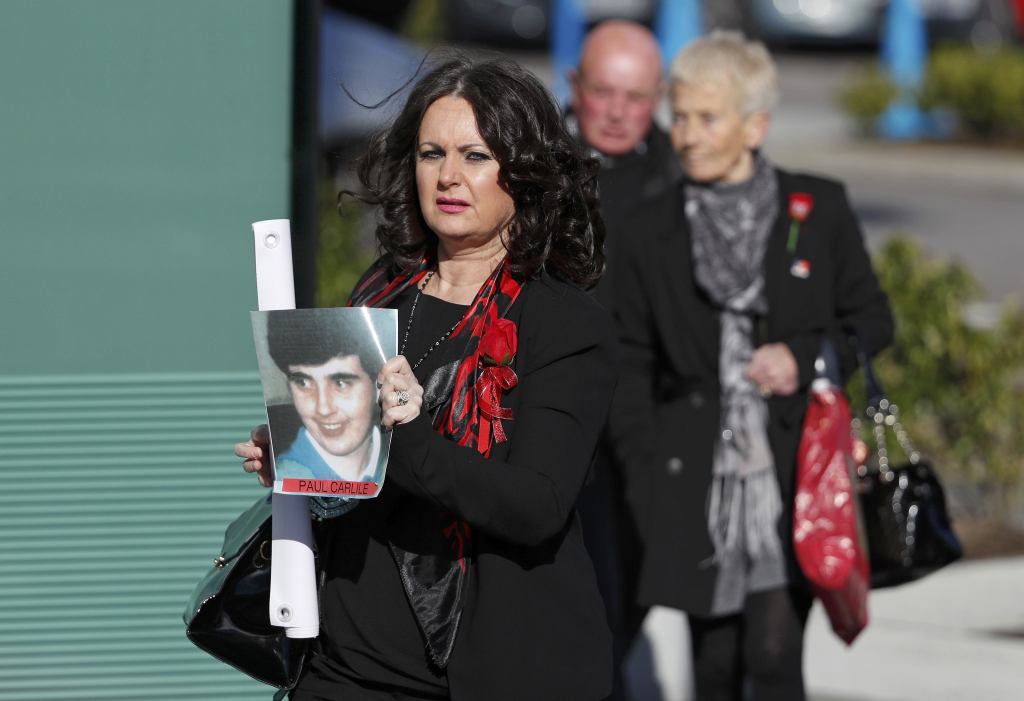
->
[838, 46, 1024, 141]
[854, 237, 1024, 518]
[837, 67, 899, 135]
[402, 0, 441, 44]
[316, 182, 375, 307]
[920, 45, 1024, 139]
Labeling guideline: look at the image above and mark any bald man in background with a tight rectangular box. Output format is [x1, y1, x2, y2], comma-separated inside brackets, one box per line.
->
[569, 20, 680, 307]
[568, 21, 680, 701]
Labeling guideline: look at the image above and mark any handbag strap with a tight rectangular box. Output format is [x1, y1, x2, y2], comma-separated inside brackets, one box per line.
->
[850, 337, 921, 476]
[813, 337, 843, 388]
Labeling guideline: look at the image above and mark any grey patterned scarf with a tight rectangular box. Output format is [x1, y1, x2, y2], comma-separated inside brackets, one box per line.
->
[685, 153, 783, 563]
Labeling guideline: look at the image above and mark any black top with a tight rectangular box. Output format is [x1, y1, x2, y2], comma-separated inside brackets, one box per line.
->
[297, 271, 616, 701]
[296, 291, 466, 700]
[387, 276, 616, 701]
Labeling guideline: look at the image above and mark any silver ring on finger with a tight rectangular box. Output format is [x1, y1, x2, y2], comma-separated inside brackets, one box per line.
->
[396, 389, 410, 406]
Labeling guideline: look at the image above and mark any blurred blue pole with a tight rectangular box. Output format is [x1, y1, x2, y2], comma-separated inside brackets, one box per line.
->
[551, 0, 586, 105]
[878, 0, 928, 139]
[656, 0, 702, 69]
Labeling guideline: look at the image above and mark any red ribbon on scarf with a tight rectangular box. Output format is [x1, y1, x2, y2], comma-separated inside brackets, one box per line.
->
[475, 315, 519, 452]
[478, 365, 517, 447]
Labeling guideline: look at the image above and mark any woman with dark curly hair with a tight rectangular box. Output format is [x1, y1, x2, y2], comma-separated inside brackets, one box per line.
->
[235, 56, 615, 700]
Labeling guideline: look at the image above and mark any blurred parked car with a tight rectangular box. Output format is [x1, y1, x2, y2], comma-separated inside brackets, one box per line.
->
[439, 0, 1021, 50]
[741, 0, 882, 45]
[741, 0, 1019, 48]
[442, 0, 656, 47]
[327, 0, 414, 31]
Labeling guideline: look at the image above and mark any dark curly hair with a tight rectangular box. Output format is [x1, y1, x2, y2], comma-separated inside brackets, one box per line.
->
[352, 55, 605, 289]
[266, 309, 383, 379]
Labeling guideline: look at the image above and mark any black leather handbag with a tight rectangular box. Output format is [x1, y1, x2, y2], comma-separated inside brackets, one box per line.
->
[182, 494, 309, 691]
[855, 349, 963, 589]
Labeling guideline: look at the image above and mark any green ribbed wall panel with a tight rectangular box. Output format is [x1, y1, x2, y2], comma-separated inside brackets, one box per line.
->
[0, 0, 295, 697]
[0, 373, 273, 699]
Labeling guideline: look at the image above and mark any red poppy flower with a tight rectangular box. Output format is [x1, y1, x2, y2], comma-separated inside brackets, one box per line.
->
[479, 317, 517, 366]
[789, 192, 814, 223]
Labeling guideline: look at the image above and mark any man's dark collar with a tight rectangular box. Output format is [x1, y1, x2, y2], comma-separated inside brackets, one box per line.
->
[565, 110, 654, 169]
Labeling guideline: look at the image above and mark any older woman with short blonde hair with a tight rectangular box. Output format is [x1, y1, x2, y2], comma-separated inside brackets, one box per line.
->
[610, 31, 893, 701]
[670, 29, 779, 116]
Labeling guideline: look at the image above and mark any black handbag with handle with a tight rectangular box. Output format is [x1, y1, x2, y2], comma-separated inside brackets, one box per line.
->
[854, 346, 963, 589]
[182, 494, 310, 692]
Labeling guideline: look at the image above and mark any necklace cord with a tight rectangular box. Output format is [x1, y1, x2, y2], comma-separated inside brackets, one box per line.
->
[399, 271, 463, 371]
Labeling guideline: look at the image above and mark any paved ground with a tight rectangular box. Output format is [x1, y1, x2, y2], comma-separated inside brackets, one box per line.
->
[625, 555, 1024, 701]
[805, 555, 1024, 701]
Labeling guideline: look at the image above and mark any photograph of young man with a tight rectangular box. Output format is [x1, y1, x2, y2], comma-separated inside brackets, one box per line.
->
[265, 310, 387, 485]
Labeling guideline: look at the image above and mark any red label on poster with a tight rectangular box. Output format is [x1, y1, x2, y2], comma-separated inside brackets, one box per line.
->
[281, 479, 379, 497]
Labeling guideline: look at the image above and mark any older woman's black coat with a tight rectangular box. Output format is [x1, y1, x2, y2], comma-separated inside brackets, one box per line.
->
[609, 169, 893, 616]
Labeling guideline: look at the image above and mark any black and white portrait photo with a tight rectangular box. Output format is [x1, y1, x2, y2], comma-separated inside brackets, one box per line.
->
[251, 307, 397, 497]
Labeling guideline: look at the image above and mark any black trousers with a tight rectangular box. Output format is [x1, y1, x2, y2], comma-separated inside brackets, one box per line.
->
[578, 450, 647, 701]
[688, 587, 813, 701]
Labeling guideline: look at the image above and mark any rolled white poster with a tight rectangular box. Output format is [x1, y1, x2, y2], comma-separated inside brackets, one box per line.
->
[252, 219, 319, 639]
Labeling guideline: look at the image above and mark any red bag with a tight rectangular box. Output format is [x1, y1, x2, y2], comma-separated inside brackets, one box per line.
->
[793, 380, 870, 645]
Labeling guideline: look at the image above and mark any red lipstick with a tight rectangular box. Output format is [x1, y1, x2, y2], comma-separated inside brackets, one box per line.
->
[436, 196, 469, 213]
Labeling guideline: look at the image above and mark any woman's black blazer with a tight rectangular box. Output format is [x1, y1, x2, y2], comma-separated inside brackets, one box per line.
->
[609, 169, 893, 616]
[388, 273, 616, 700]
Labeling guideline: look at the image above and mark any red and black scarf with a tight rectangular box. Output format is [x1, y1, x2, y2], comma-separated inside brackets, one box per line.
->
[348, 256, 524, 668]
